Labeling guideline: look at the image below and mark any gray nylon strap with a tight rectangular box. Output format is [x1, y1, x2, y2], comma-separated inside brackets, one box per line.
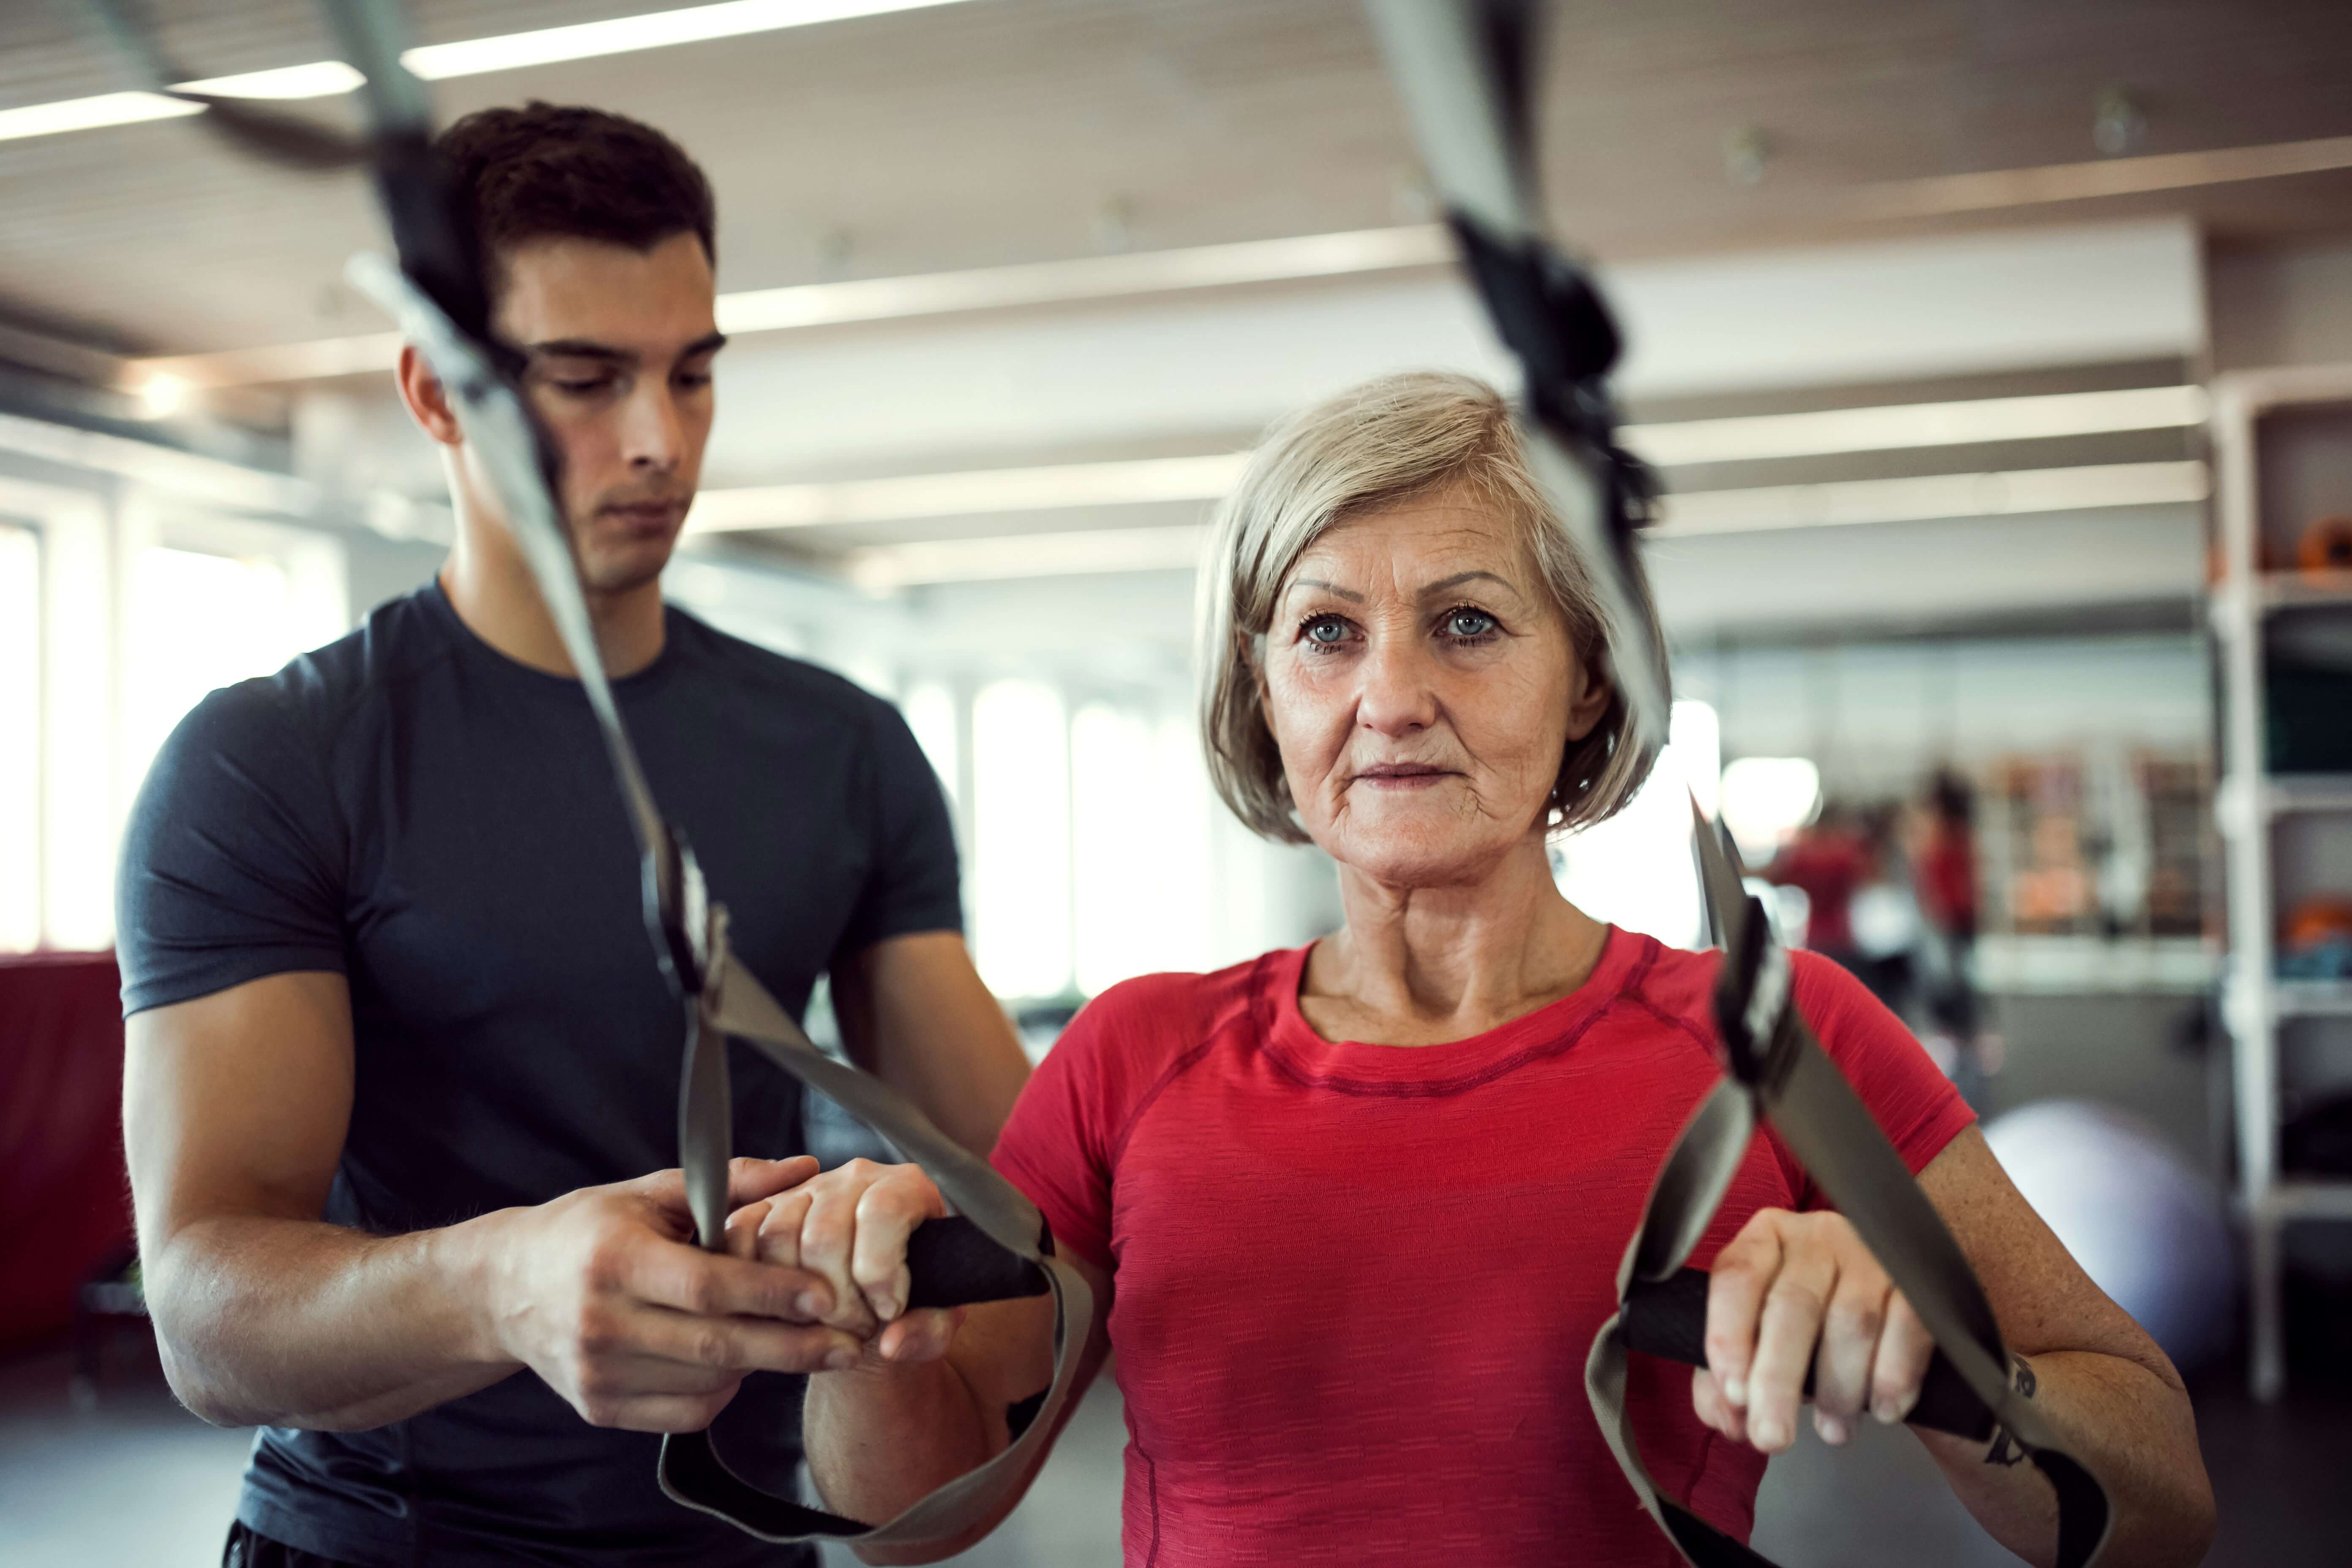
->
[1579, 813, 2112, 1567]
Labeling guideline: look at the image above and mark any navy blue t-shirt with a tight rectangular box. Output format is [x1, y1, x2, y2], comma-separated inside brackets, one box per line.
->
[116, 581, 962, 1567]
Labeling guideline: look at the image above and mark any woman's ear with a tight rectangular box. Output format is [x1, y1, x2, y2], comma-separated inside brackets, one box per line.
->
[1564, 659, 1614, 742]
[395, 343, 463, 448]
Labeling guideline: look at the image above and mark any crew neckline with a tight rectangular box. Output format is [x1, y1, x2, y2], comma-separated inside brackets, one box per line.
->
[1256, 924, 1650, 1093]
[420, 576, 683, 692]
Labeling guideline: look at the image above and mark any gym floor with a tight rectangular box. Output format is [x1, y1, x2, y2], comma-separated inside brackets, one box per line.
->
[3, 1330, 2343, 1568]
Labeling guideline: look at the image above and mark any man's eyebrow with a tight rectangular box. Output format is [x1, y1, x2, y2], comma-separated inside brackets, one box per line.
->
[523, 338, 633, 363]
[521, 332, 728, 363]
[1418, 570, 1520, 598]
[1286, 577, 1364, 602]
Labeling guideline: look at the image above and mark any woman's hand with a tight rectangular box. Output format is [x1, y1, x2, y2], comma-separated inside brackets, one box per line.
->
[724, 1159, 964, 1368]
[1691, 1207, 1937, 1454]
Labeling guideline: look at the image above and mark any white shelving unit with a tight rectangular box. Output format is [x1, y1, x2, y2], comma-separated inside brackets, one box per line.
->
[2210, 362, 2352, 1400]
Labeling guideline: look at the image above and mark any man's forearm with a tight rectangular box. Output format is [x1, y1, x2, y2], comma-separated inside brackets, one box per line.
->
[1919, 1350, 2214, 1568]
[148, 1209, 517, 1430]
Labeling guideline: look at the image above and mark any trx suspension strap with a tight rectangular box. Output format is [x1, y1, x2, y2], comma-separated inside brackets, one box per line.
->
[1361, 3, 2115, 1564]
[80, 0, 1088, 1549]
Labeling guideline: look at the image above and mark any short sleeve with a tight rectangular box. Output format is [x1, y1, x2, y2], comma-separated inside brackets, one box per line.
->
[990, 995, 1133, 1271]
[1778, 953, 1976, 1208]
[833, 696, 962, 957]
[115, 679, 348, 1017]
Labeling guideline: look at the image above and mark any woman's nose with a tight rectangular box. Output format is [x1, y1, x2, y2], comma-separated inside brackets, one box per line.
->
[1355, 633, 1438, 736]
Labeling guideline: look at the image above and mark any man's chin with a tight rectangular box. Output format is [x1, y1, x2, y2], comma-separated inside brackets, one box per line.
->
[578, 539, 676, 596]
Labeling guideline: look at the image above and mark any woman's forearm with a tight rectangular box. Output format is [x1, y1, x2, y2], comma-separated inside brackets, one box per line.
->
[805, 1357, 999, 1543]
[1917, 1349, 2213, 1568]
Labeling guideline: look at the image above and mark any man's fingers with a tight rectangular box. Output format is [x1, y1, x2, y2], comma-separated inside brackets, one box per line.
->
[873, 1307, 962, 1367]
[852, 1171, 946, 1325]
[1812, 1264, 1889, 1446]
[1703, 1224, 1784, 1411]
[588, 1391, 740, 1434]
[1870, 1290, 1937, 1425]
[620, 1304, 865, 1376]
[632, 1238, 833, 1323]
[1745, 1244, 1836, 1454]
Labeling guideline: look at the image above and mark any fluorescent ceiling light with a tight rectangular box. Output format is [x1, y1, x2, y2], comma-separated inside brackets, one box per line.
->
[690, 453, 1247, 533]
[0, 91, 200, 143]
[1622, 384, 2206, 467]
[716, 226, 1449, 332]
[405, 0, 973, 79]
[1, 0, 972, 143]
[175, 62, 366, 100]
[1651, 459, 2208, 536]
[135, 226, 1452, 388]
[848, 523, 1211, 590]
[1861, 134, 2352, 218]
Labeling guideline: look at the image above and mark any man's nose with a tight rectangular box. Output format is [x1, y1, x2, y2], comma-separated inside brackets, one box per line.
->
[1356, 632, 1438, 736]
[620, 380, 685, 472]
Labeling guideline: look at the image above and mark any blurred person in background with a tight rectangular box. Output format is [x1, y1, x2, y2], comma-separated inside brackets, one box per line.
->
[1912, 767, 1995, 1100]
[115, 104, 1026, 1568]
[727, 373, 2213, 1567]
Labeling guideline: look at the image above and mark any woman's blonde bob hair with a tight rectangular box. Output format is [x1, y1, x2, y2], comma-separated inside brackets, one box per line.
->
[1198, 369, 1666, 845]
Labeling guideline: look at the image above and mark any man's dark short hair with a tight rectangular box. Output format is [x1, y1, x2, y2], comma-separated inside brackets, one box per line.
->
[435, 102, 717, 283]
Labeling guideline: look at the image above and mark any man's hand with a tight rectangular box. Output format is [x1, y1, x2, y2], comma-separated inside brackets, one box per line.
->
[486, 1155, 868, 1432]
[1690, 1206, 1937, 1454]
[724, 1159, 964, 1369]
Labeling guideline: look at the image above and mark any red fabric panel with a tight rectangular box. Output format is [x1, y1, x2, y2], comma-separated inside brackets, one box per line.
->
[0, 950, 132, 1350]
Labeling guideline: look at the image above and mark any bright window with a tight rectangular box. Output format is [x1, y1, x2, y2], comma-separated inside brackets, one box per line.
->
[1553, 700, 1721, 951]
[0, 524, 38, 950]
[970, 678, 1071, 997]
[903, 681, 959, 808]
[120, 547, 306, 792]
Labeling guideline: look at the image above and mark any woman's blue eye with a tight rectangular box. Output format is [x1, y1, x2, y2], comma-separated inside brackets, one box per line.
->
[1446, 608, 1498, 638]
[1304, 616, 1348, 645]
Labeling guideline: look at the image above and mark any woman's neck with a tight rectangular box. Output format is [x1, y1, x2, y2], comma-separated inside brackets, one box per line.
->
[1302, 836, 1609, 1046]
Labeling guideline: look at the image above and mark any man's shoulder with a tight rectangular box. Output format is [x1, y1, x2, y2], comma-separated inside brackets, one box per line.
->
[664, 606, 895, 733]
[172, 588, 452, 762]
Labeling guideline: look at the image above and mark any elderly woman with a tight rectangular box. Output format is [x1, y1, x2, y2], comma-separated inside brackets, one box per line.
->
[729, 372, 2213, 1566]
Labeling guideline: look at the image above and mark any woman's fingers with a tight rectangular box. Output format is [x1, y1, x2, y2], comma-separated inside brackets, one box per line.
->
[1746, 1240, 1838, 1453]
[1703, 1221, 1785, 1413]
[852, 1168, 948, 1326]
[753, 1190, 812, 1271]
[798, 1170, 876, 1336]
[723, 1199, 771, 1261]
[1869, 1289, 1936, 1425]
[1690, 1366, 1741, 1437]
[1812, 1262, 1891, 1446]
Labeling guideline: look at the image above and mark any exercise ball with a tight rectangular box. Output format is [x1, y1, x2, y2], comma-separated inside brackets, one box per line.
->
[1981, 1100, 2236, 1372]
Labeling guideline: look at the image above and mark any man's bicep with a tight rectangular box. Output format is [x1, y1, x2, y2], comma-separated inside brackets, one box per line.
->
[833, 932, 1028, 1156]
[124, 971, 357, 1251]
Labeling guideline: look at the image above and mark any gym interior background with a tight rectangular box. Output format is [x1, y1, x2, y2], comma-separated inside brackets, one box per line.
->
[3, 0, 2351, 1562]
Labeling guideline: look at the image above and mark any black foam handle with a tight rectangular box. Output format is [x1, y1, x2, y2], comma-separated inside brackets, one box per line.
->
[903, 1217, 1050, 1310]
[1623, 1267, 1994, 1442]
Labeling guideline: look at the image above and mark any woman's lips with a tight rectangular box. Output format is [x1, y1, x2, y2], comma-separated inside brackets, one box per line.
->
[1354, 765, 1454, 790]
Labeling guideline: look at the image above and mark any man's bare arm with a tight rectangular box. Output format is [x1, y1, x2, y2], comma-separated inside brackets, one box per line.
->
[831, 931, 1030, 1156]
[126, 971, 861, 1431]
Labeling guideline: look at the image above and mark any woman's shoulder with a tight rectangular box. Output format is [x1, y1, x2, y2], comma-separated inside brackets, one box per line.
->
[1062, 952, 1275, 1061]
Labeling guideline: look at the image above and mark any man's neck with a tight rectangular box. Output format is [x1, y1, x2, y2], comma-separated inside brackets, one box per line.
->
[439, 523, 667, 680]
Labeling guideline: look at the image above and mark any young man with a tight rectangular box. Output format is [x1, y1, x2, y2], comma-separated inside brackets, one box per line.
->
[116, 103, 1029, 1568]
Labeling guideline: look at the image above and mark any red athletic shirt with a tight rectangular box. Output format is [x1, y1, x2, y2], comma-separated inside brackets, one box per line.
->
[992, 928, 1974, 1567]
